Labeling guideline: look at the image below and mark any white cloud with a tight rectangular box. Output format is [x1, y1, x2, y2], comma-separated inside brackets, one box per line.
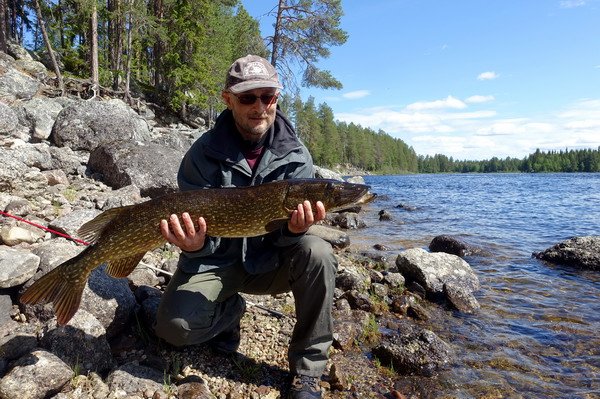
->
[342, 90, 371, 100]
[406, 95, 466, 111]
[465, 95, 495, 104]
[334, 97, 600, 160]
[477, 71, 499, 81]
[560, 0, 586, 8]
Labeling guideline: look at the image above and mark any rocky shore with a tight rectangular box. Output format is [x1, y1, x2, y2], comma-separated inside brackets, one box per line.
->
[1, 45, 597, 399]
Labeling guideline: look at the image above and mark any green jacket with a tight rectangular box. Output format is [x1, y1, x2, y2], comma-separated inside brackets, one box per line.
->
[176, 108, 315, 274]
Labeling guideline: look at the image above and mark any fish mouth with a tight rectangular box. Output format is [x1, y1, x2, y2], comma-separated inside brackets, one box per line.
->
[355, 192, 376, 205]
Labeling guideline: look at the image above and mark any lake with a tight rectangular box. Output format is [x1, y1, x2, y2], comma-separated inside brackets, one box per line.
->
[349, 173, 600, 398]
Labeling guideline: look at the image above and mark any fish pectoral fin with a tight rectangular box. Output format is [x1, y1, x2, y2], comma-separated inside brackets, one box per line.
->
[265, 218, 289, 233]
[105, 253, 146, 278]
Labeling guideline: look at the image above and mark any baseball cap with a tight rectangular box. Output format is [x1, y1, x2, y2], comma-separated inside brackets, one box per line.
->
[225, 55, 283, 93]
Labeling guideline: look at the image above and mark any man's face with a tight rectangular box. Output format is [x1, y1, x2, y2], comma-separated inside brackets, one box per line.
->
[222, 88, 279, 142]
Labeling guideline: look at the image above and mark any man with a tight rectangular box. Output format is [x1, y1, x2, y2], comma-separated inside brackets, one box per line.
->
[154, 54, 337, 399]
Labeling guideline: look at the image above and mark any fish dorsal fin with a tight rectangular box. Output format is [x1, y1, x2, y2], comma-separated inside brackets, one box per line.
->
[265, 218, 289, 233]
[105, 252, 146, 278]
[77, 206, 132, 244]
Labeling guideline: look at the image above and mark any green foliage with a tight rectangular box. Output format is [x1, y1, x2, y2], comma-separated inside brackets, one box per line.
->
[359, 314, 381, 346]
[267, 0, 348, 90]
[292, 95, 419, 173]
[417, 147, 600, 173]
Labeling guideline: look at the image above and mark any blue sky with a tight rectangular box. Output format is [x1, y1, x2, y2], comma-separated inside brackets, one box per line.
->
[243, 0, 600, 160]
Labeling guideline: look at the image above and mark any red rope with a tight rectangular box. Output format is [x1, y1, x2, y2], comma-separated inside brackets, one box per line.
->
[0, 210, 90, 246]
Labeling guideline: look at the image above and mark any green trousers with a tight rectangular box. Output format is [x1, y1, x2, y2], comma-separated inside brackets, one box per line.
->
[154, 235, 337, 377]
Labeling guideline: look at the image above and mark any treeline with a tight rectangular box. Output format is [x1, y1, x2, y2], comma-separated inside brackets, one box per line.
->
[281, 96, 419, 173]
[418, 148, 600, 173]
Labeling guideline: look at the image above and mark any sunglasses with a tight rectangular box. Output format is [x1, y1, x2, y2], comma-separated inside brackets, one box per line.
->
[233, 93, 279, 105]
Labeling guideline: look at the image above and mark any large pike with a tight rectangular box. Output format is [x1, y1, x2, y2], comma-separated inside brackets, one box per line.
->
[21, 178, 374, 325]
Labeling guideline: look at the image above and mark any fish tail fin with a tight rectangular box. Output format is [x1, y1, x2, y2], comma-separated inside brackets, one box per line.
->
[21, 256, 90, 325]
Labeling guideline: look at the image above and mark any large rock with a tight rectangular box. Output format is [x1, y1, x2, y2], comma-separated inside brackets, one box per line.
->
[372, 320, 452, 376]
[429, 235, 471, 257]
[21, 97, 64, 140]
[0, 322, 38, 364]
[50, 99, 151, 151]
[0, 246, 40, 288]
[0, 151, 29, 191]
[41, 309, 115, 374]
[80, 266, 137, 338]
[395, 248, 480, 312]
[87, 140, 184, 197]
[47, 208, 101, 240]
[0, 349, 73, 399]
[0, 102, 18, 134]
[308, 224, 350, 248]
[0, 65, 41, 101]
[106, 362, 165, 397]
[6, 141, 53, 170]
[395, 248, 480, 294]
[533, 236, 600, 271]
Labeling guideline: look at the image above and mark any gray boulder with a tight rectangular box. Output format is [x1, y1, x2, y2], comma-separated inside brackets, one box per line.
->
[87, 140, 184, 197]
[80, 266, 137, 338]
[48, 208, 101, 240]
[48, 145, 86, 175]
[50, 99, 151, 151]
[0, 102, 18, 134]
[429, 235, 472, 257]
[0, 322, 38, 364]
[314, 166, 344, 181]
[372, 320, 452, 376]
[14, 59, 48, 80]
[0, 151, 29, 191]
[329, 212, 366, 229]
[0, 66, 41, 101]
[533, 236, 600, 271]
[0, 246, 40, 288]
[21, 97, 64, 140]
[0, 349, 73, 399]
[395, 248, 480, 312]
[308, 224, 350, 248]
[8, 142, 53, 170]
[395, 248, 480, 294]
[106, 362, 165, 397]
[41, 309, 115, 374]
[30, 239, 82, 279]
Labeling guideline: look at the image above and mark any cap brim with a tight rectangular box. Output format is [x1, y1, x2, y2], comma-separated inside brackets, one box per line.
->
[228, 81, 283, 94]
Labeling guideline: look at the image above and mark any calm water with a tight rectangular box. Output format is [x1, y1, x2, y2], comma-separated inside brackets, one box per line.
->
[350, 173, 600, 399]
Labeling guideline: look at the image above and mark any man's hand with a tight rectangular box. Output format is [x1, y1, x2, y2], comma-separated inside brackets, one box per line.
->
[160, 212, 207, 252]
[288, 200, 326, 234]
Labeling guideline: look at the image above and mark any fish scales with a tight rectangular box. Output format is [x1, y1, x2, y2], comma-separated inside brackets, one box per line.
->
[21, 179, 373, 324]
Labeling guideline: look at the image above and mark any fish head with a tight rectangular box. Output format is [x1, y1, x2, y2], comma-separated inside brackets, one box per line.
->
[284, 179, 375, 213]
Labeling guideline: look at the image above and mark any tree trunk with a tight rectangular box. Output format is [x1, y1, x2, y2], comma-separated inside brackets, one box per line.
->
[0, 0, 7, 52]
[108, 0, 123, 91]
[123, 0, 133, 102]
[90, 0, 99, 98]
[58, 0, 64, 49]
[270, 0, 285, 67]
[152, 0, 163, 87]
[33, 0, 64, 94]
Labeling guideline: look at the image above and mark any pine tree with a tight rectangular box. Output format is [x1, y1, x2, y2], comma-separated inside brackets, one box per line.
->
[267, 0, 347, 90]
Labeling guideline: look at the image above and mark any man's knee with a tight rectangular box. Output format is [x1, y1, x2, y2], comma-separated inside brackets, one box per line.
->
[291, 235, 337, 276]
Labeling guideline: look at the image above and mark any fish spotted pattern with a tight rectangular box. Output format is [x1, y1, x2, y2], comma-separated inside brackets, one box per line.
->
[21, 178, 374, 325]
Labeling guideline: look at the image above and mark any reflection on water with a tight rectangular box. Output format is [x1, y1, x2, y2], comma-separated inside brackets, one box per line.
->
[348, 173, 600, 398]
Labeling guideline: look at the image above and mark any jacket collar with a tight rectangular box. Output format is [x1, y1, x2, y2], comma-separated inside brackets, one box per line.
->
[204, 108, 301, 163]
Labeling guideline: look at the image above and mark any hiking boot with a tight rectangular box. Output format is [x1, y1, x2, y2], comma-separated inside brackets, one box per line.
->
[210, 320, 241, 355]
[288, 374, 322, 399]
